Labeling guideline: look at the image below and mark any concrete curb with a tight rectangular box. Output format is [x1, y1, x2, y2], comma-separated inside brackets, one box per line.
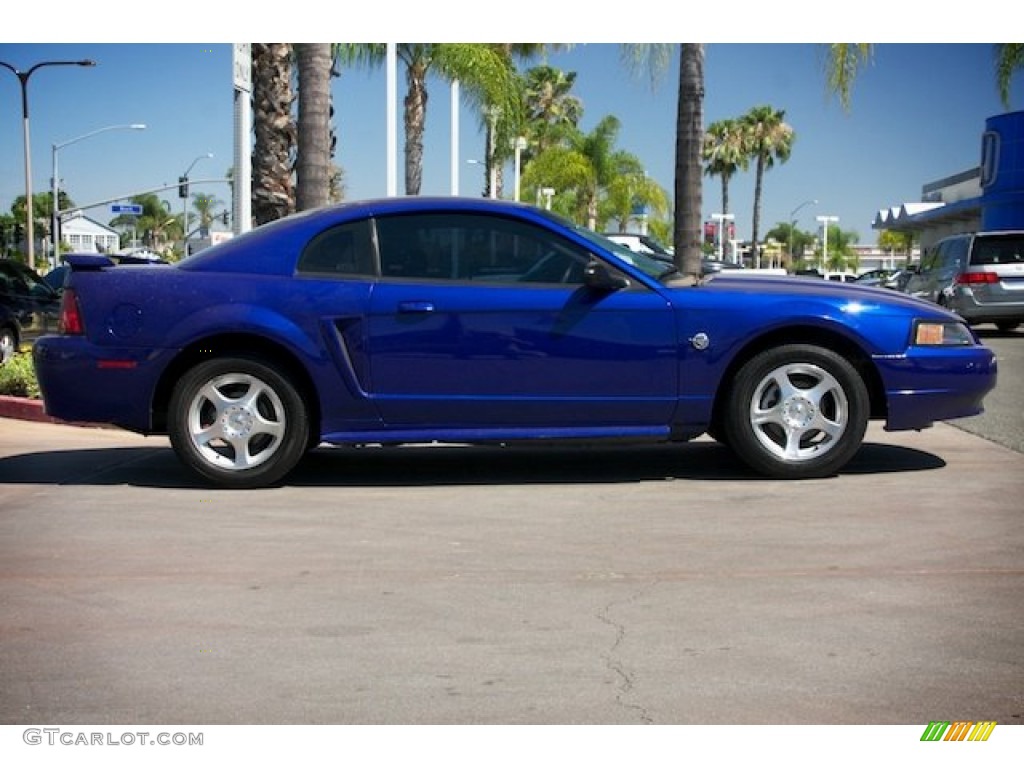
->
[0, 395, 58, 424]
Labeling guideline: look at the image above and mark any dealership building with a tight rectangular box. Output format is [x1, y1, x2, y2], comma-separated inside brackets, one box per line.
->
[872, 109, 1024, 256]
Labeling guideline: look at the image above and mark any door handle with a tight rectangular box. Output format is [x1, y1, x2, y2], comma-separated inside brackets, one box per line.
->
[397, 301, 436, 314]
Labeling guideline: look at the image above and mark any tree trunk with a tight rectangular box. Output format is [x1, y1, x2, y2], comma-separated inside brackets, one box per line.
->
[751, 157, 765, 266]
[404, 60, 429, 195]
[674, 44, 704, 278]
[296, 43, 333, 211]
[251, 43, 295, 225]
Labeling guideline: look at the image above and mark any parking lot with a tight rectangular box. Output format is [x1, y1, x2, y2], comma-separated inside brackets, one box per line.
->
[1, 409, 1022, 725]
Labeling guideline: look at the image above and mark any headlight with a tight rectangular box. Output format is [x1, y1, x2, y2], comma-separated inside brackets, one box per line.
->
[913, 320, 975, 346]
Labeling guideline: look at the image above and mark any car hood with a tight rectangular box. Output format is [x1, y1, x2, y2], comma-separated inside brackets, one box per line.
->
[697, 272, 954, 316]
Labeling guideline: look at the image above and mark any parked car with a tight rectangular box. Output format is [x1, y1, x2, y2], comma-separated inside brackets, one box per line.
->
[602, 232, 741, 274]
[822, 272, 856, 283]
[854, 269, 895, 288]
[603, 232, 673, 259]
[903, 231, 1024, 331]
[0, 259, 61, 364]
[888, 268, 916, 292]
[34, 198, 997, 488]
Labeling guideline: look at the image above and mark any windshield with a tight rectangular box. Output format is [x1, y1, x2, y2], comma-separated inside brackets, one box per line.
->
[533, 210, 675, 280]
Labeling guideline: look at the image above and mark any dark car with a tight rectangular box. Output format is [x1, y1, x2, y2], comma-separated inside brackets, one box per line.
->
[0, 259, 61, 364]
[34, 198, 997, 488]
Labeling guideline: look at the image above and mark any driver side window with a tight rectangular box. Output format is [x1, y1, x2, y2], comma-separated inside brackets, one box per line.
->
[374, 212, 595, 285]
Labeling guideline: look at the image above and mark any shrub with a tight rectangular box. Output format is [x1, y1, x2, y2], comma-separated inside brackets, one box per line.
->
[0, 352, 41, 399]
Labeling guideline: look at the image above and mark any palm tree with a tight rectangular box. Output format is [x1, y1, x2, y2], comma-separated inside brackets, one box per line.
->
[619, 43, 704, 278]
[765, 222, 814, 269]
[295, 43, 334, 211]
[191, 193, 225, 231]
[337, 44, 521, 196]
[674, 45, 706, 278]
[702, 118, 747, 217]
[603, 168, 669, 233]
[521, 64, 583, 160]
[824, 44, 873, 111]
[251, 43, 296, 225]
[472, 45, 549, 199]
[742, 105, 795, 265]
[521, 116, 613, 229]
[818, 223, 859, 272]
[827, 43, 1024, 110]
[996, 44, 1024, 107]
[109, 193, 179, 253]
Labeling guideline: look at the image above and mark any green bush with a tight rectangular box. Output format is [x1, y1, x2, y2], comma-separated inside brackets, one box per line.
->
[0, 352, 41, 399]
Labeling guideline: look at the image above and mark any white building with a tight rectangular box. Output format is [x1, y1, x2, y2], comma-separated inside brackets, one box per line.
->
[60, 212, 120, 253]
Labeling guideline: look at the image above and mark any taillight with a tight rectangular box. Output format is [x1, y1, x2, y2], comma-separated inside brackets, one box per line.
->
[58, 288, 85, 335]
[955, 272, 999, 286]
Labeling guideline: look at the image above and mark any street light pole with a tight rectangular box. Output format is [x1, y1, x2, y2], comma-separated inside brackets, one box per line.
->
[180, 153, 213, 256]
[52, 123, 146, 265]
[512, 136, 527, 203]
[0, 58, 96, 270]
[788, 199, 817, 267]
[816, 214, 839, 271]
[711, 212, 735, 262]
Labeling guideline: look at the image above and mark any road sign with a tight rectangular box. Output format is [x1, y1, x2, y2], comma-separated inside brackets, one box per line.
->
[110, 204, 143, 215]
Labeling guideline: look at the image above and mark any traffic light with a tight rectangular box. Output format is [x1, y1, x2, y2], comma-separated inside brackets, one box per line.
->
[178, 176, 189, 199]
[221, 210, 229, 226]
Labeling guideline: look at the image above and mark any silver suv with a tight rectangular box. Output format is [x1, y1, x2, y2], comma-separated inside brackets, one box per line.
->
[904, 231, 1024, 331]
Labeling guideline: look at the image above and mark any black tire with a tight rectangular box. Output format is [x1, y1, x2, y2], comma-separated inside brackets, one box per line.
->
[995, 321, 1020, 332]
[168, 357, 310, 488]
[722, 345, 869, 479]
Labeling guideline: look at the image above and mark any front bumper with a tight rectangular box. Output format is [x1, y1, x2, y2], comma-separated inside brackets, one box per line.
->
[874, 344, 998, 431]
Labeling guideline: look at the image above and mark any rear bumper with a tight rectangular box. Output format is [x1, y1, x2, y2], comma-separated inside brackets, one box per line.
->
[33, 336, 170, 433]
[874, 345, 998, 431]
[950, 289, 1024, 324]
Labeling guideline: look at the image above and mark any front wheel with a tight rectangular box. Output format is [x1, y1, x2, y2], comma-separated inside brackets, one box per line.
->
[722, 345, 869, 479]
[168, 357, 310, 488]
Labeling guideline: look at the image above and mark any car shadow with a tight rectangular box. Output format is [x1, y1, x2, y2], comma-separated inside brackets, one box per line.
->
[0, 440, 945, 489]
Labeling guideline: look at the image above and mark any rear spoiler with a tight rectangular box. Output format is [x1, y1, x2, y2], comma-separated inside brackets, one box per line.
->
[64, 253, 117, 271]
[64, 253, 170, 270]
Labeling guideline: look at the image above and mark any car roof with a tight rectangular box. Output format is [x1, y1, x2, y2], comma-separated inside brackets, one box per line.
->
[179, 197, 573, 275]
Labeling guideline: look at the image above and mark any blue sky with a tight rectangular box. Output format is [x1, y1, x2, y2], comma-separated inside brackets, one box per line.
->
[2, 35, 1021, 246]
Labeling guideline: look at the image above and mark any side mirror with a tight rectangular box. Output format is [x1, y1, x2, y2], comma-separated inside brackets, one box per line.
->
[583, 260, 629, 291]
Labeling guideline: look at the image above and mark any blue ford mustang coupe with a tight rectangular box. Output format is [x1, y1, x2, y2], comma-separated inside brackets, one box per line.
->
[34, 197, 997, 488]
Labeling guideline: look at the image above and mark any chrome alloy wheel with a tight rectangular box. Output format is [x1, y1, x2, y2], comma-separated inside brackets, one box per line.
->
[747, 362, 849, 463]
[186, 371, 288, 472]
[0, 329, 16, 365]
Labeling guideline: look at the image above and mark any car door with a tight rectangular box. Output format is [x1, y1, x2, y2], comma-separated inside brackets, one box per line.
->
[364, 211, 678, 430]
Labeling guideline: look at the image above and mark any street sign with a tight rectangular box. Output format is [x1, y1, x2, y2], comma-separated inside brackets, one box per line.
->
[110, 204, 143, 215]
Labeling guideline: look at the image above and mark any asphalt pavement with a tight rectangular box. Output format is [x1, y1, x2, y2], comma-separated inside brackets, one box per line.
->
[1, 413, 1022, 725]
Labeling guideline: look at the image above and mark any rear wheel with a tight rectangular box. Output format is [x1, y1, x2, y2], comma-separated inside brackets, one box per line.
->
[995, 321, 1020, 332]
[723, 345, 869, 479]
[168, 357, 309, 488]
